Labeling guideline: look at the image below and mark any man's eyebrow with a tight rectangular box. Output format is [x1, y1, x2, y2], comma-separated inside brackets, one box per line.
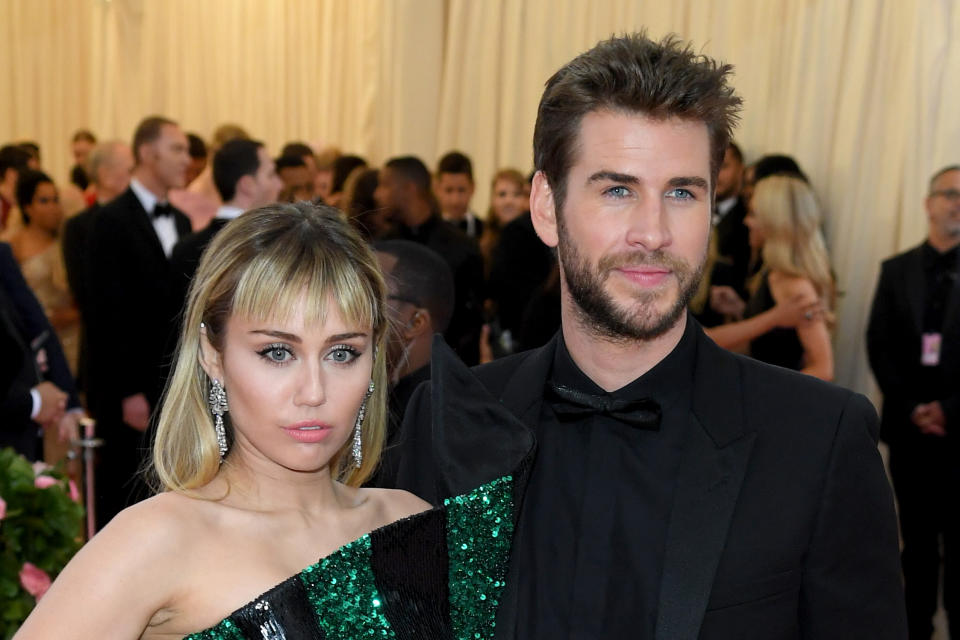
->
[587, 170, 640, 185]
[667, 176, 709, 190]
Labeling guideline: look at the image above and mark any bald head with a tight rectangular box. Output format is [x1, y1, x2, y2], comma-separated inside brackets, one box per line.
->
[89, 140, 134, 204]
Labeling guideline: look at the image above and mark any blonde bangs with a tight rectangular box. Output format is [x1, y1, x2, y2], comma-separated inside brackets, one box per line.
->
[230, 238, 381, 336]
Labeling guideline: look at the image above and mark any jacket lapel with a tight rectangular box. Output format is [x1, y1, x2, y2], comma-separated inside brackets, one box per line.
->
[655, 331, 757, 640]
[123, 189, 169, 264]
[904, 246, 925, 333]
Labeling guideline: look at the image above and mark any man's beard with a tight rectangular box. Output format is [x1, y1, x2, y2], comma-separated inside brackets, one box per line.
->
[558, 221, 704, 342]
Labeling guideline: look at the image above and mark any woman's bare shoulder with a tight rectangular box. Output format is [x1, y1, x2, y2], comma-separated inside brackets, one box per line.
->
[356, 486, 434, 524]
[769, 271, 817, 299]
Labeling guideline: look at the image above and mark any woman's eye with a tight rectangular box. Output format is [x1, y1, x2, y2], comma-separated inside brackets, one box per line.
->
[328, 345, 359, 364]
[259, 345, 293, 363]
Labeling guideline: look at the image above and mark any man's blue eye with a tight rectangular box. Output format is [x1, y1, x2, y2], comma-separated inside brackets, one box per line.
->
[667, 188, 694, 200]
[606, 186, 630, 198]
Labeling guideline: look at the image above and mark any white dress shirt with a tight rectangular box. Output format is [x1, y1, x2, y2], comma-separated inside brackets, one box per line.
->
[130, 178, 178, 257]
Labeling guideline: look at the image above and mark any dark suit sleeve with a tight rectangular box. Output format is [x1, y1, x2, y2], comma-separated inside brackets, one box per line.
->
[375, 380, 444, 506]
[866, 260, 913, 400]
[0, 243, 80, 409]
[798, 392, 907, 638]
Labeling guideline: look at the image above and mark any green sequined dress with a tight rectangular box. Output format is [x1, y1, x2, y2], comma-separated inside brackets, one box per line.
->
[183, 475, 513, 640]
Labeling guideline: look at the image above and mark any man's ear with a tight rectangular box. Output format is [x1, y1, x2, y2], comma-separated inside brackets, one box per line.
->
[198, 325, 224, 381]
[235, 174, 255, 199]
[401, 308, 432, 340]
[530, 171, 559, 248]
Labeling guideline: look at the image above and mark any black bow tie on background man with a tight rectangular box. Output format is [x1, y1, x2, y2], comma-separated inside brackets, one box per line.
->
[546, 382, 662, 429]
[152, 202, 174, 219]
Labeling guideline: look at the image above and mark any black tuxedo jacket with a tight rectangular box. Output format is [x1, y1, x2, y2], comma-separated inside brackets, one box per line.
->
[170, 217, 230, 318]
[0, 281, 41, 458]
[867, 242, 960, 445]
[711, 198, 752, 296]
[382, 323, 906, 639]
[85, 188, 190, 415]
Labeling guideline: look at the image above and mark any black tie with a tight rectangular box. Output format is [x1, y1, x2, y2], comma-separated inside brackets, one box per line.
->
[153, 202, 173, 219]
[546, 382, 661, 430]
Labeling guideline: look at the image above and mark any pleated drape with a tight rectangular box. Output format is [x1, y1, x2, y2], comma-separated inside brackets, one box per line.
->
[1, 0, 958, 396]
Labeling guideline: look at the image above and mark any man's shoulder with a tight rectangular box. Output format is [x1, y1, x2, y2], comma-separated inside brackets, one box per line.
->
[718, 345, 871, 437]
[427, 218, 480, 256]
[879, 242, 925, 272]
[97, 188, 139, 217]
[470, 345, 548, 393]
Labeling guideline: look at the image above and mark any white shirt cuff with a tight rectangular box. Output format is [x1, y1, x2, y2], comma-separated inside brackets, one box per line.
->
[29, 388, 41, 419]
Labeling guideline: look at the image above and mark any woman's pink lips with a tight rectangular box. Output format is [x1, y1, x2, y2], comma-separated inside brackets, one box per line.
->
[615, 267, 671, 286]
[282, 422, 334, 443]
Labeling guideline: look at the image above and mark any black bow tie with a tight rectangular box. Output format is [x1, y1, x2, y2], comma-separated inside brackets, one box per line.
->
[152, 202, 174, 219]
[546, 382, 661, 430]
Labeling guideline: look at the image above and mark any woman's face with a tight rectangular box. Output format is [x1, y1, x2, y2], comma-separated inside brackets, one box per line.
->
[744, 201, 766, 250]
[27, 182, 62, 233]
[202, 296, 374, 474]
[490, 178, 527, 225]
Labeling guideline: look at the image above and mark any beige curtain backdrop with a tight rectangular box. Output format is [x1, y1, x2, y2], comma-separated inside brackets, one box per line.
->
[1, 0, 958, 397]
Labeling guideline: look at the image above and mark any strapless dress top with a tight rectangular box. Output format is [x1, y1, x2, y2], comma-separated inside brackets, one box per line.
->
[183, 475, 513, 640]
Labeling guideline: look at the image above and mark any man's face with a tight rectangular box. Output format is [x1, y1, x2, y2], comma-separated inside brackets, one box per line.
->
[532, 110, 711, 341]
[142, 124, 190, 191]
[98, 144, 134, 197]
[247, 147, 283, 207]
[185, 156, 206, 186]
[374, 167, 403, 215]
[435, 173, 474, 219]
[716, 146, 743, 201]
[926, 169, 960, 242]
[72, 139, 94, 165]
[278, 165, 314, 202]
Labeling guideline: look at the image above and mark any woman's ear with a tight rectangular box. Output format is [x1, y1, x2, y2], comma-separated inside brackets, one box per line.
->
[199, 324, 223, 381]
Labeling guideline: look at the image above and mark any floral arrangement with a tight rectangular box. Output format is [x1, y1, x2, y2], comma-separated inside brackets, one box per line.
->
[0, 447, 84, 639]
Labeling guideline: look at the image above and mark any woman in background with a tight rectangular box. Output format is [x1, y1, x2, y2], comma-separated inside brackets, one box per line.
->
[479, 168, 527, 263]
[709, 175, 835, 380]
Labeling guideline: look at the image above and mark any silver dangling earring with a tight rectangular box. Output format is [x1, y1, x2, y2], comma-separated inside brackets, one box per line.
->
[209, 378, 229, 463]
[352, 379, 375, 468]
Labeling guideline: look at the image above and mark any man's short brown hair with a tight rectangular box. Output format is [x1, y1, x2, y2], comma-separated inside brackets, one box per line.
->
[533, 32, 742, 213]
[132, 115, 177, 164]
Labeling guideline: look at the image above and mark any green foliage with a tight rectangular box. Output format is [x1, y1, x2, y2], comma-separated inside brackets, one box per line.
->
[0, 448, 84, 639]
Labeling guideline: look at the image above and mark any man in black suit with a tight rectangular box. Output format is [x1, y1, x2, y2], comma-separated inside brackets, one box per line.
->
[376, 156, 485, 366]
[0, 242, 77, 459]
[435, 151, 484, 239]
[867, 164, 960, 639]
[86, 116, 191, 527]
[383, 33, 906, 639]
[170, 137, 282, 312]
[62, 140, 134, 393]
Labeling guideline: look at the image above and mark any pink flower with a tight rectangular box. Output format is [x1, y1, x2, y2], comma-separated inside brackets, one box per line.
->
[31, 461, 50, 475]
[19, 563, 52, 599]
[68, 480, 80, 502]
[34, 475, 57, 489]
[0, 496, 6, 520]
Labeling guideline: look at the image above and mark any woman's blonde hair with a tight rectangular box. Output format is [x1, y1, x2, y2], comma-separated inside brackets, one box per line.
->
[751, 175, 835, 309]
[152, 202, 389, 493]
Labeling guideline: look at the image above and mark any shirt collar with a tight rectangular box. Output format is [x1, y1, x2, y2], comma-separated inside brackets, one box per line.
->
[130, 178, 161, 215]
[923, 241, 960, 272]
[715, 196, 739, 221]
[549, 314, 698, 411]
[216, 205, 245, 220]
